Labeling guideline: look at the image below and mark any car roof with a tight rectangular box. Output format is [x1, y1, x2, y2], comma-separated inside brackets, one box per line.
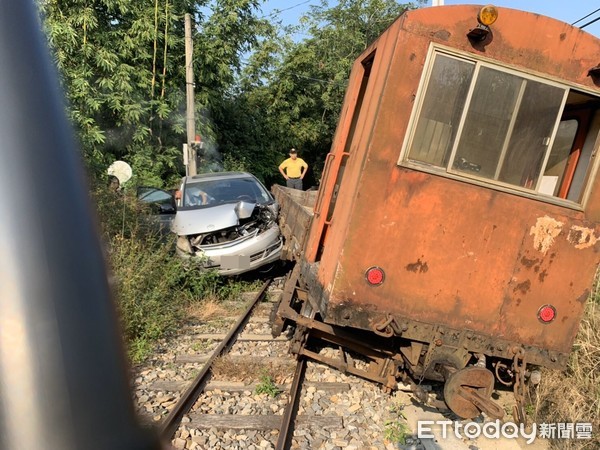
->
[183, 171, 256, 184]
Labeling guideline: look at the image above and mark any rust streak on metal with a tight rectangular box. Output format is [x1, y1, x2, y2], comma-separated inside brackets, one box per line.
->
[520, 256, 540, 268]
[405, 259, 429, 273]
[513, 280, 531, 295]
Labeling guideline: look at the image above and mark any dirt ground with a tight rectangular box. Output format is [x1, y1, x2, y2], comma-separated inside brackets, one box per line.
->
[395, 386, 550, 450]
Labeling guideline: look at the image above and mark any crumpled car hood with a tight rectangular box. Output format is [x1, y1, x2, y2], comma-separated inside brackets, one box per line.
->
[171, 202, 256, 235]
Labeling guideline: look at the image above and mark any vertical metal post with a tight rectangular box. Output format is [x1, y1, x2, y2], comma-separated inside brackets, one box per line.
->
[0, 2, 161, 450]
[185, 13, 197, 176]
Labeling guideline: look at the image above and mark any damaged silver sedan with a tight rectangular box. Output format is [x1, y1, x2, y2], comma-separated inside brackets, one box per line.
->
[171, 172, 282, 275]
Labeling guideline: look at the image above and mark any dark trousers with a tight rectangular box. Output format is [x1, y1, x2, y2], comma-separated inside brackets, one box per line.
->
[286, 178, 303, 190]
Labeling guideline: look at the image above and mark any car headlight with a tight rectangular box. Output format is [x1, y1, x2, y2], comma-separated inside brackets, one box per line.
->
[176, 235, 193, 254]
[267, 202, 279, 219]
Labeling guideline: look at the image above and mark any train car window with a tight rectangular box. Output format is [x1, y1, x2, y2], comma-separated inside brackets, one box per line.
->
[409, 54, 474, 166]
[541, 119, 579, 196]
[454, 68, 566, 189]
[403, 49, 600, 206]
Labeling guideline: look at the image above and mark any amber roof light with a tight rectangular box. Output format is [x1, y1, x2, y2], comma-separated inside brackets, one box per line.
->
[478, 5, 498, 26]
[468, 5, 498, 42]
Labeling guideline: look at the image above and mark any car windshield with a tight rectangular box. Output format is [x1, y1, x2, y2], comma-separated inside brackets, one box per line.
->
[182, 177, 271, 208]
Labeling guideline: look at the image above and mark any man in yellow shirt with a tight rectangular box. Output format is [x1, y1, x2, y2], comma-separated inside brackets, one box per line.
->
[278, 148, 308, 190]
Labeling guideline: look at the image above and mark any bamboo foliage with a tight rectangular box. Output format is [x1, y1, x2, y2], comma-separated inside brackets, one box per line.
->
[36, 0, 267, 186]
[161, 0, 170, 100]
[151, 0, 159, 99]
[36, 0, 423, 187]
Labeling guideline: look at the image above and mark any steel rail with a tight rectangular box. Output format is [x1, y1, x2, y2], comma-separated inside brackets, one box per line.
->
[275, 357, 307, 450]
[159, 279, 272, 440]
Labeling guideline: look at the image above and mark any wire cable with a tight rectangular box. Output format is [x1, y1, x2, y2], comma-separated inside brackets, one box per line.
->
[261, 0, 312, 19]
[580, 14, 600, 29]
[571, 7, 600, 25]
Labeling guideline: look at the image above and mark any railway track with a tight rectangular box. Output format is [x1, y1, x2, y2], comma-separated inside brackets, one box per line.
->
[132, 279, 540, 450]
[159, 280, 274, 439]
[132, 278, 408, 449]
[156, 279, 319, 449]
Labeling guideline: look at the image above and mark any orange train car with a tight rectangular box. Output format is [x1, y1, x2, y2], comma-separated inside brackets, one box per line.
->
[272, 4, 600, 421]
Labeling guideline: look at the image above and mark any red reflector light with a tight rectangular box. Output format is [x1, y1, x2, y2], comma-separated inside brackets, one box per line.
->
[537, 305, 556, 323]
[366, 267, 385, 285]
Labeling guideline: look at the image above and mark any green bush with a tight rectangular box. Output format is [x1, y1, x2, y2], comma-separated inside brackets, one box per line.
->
[109, 234, 187, 362]
[93, 181, 263, 363]
[93, 183, 219, 362]
[384, 403, 410, 445]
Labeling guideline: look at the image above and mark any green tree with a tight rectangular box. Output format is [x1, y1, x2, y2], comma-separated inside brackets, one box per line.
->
[37, 0, 270, 186]
[190, 0, 277, 178]
[220, 0, 424, 187]
[37, 0, 424, 188]
[39, 1, 191, 183]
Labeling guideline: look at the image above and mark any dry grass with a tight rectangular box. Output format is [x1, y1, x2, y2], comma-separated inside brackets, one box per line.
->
[185, 297, 252, 329]
[533, 297, 600, 449]
[213, 357, 270, 383]
[186, 297, 231, 322]
[212, 356, 294, 384]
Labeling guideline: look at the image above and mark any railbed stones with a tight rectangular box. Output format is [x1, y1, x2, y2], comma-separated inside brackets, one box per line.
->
[132, 288, 408, 449]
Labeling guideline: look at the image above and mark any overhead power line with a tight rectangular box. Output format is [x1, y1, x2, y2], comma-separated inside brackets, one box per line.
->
[571, 7, 600, 26]
[580, 15, 600, 29]
[293, 73, 344, 85]
[261, 0, 312, 19]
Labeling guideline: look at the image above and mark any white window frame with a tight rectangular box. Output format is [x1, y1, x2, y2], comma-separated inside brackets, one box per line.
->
[398, 44, 600, 210]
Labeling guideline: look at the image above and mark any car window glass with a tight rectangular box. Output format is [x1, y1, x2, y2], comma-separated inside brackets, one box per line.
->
[139, 189, 173, 203]
[184, 177, 271, 207]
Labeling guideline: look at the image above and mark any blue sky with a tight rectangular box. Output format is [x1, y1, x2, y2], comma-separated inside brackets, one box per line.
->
[260, 1, 600, 38]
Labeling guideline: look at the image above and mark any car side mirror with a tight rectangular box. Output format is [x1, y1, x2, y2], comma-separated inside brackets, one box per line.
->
[159, 204, 176, 214]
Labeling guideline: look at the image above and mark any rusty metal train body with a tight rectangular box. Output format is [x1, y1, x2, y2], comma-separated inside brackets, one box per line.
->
[272, 5, 600, 420]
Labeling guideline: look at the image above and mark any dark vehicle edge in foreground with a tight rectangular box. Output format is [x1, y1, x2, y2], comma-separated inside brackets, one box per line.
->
[0, 2, 160, 449]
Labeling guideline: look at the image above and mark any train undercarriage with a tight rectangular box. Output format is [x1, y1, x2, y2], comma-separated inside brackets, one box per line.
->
[271, 263, 539, 424]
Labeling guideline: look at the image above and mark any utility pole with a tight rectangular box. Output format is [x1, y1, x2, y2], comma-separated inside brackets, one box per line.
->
[185, 13, 197, 176]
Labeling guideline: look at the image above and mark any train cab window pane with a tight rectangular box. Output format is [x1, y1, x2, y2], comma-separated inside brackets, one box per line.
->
[408, 54, 474, 166]
[403, 50, 600, 205]
[498, 81, 566, 188]
[540, 119, 579, 196]
[453, 70, 566, 189]
[453, 67, 523, 178]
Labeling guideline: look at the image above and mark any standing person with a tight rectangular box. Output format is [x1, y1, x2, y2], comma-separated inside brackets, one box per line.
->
[278, 148, 308, 190]
[108, 175, 120, 192]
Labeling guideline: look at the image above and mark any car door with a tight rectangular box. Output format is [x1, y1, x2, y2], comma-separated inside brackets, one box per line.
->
[137, 187, 176, 233]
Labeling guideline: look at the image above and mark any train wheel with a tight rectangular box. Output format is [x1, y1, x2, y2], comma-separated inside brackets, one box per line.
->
[443, 366, 505, 419]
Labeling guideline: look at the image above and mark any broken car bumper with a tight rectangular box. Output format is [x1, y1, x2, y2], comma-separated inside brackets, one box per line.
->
[176, 225, 283, 275]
